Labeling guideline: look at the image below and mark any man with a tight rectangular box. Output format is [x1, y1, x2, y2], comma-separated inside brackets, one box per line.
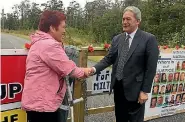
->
[157, 96, 164, 107]
[168, 73, 173, 82]
[169, 95, 175, 105]
[153, 85, 159, 94]
[90, 6, 159, 122]
[180, 72, 185, 81]
[159, 85, 165, 94]
[150, 97, 157, 108]
[181, 61, 185, 70]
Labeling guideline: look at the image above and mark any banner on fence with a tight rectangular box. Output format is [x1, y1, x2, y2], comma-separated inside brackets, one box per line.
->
[1, 49, 27, 122]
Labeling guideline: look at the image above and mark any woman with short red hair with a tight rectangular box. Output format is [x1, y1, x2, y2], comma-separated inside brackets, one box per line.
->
[21, 10, 90, 122]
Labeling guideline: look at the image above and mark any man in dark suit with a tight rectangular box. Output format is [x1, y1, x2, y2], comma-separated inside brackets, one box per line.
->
[90, 6, 159, 122]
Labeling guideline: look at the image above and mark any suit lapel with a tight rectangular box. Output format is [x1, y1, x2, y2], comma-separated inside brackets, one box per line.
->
[124, 29, 141, 64]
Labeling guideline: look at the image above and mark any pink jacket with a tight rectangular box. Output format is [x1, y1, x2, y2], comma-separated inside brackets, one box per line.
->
[21, 31, 84, 112]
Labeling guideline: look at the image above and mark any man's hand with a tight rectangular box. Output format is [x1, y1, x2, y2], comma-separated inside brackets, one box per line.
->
[82, 68, 94, 78]
[138, 91, 148, 104]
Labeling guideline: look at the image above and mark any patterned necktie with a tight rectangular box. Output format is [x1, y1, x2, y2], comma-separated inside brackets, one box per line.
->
[116, 34, 130, 80]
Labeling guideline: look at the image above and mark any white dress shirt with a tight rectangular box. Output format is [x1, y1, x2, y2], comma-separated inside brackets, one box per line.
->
[126, 28, 138, 48]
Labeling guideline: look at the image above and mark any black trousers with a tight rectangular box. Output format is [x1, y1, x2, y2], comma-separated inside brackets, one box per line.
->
[26, 109, 66, 122]
[114, 81, 145, 122]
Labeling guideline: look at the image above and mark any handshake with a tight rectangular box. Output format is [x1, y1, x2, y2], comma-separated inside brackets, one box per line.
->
[82, 67, 96, 78]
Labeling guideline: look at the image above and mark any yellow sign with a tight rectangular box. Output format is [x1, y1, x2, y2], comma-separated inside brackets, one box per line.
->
[1, 109, 27, 122]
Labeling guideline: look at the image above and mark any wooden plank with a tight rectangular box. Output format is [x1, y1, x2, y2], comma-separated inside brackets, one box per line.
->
[86, 90, 110, 96]
[88, 50, 108, 56]
[87, 106, 115, 115]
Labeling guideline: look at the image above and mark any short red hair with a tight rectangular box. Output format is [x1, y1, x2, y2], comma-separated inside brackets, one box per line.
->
[38, 10, 66, 33]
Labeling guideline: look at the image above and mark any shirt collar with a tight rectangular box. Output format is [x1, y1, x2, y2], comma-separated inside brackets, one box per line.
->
[126, 28, 138, 39]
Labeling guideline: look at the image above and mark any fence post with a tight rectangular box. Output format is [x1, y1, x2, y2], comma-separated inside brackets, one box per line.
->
[73, 49, 88, 122]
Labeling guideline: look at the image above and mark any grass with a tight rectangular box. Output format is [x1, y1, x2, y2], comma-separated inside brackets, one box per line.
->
[2, 29, 106, 62]
[88, 56, 104, 62]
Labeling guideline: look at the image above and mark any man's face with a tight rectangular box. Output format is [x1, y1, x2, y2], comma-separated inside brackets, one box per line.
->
[180, 73, 185, 81]
[157, 97, 163, 104]
[153, 86, 158, 93]
[168, 74, 173, 81]
[122, 11, 140, 34]
[151, 98, 157, 106]
[182, 62, 185, 69]
[161, 86, 165, 93]
[154, 74, 159, 82]
[178, 85, 183, 92]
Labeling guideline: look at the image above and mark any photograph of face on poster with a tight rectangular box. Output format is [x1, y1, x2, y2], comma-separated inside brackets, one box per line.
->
[169, 94, 176, 105]
[181, 61, 185, 70]
[157, 95, 164, 107]
[154, 73, 161, 83]
[175, 94, 181, 105]
[168, 73, 174, 82]
[161, 73, 167, 83]
[152, 85, 159, 95]
[174, 72, 180, 81]
[180, 72, 185, 81]
[164, 95, 170, 106]
[177, 83, 184, 93]
[166, 84, 172, 93]
[182, 93, 185, 103]
[159, 84, 166, 94]
[172, 84, 178, 93]
[150, 97, 157, 108]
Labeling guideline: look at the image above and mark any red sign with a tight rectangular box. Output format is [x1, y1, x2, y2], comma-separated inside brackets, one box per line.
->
[1, 55, 27, 104]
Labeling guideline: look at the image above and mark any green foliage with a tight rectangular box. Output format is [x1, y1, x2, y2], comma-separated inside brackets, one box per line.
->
[2, 0, 185, 46]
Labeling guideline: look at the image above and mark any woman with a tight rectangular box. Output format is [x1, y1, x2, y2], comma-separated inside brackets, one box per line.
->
[174, 72, 179, 81]
[161, 73, 167, 82]
[21, 10, 91, 122]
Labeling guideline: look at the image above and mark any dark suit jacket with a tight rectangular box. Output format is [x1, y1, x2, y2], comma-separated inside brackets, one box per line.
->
[94, 29, 159, 101]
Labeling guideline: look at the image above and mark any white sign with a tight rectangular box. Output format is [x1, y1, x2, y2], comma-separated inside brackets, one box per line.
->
[172, 50, 185, 60]
[156, 60, 175, 73]
[92, 69, 111, 94]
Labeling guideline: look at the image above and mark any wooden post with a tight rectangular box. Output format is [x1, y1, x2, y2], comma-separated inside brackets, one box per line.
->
[73, 49, 88, 122]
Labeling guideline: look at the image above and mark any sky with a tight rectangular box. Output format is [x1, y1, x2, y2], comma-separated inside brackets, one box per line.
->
[0, 0, 93, 14]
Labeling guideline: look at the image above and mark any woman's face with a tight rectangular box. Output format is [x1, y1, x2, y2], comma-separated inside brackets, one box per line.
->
[162, 74, 166, 80]
[50, 21, 66, 42]
[167, 84, 171, 90]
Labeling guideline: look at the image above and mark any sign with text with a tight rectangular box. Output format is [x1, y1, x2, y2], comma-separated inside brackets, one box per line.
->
[92, 69, 111, 94]
[145, 50, 185, 119]
[1, 50, 27, 122]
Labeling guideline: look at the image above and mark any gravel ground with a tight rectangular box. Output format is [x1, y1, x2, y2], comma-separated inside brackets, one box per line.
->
[84, 60, 185, 122]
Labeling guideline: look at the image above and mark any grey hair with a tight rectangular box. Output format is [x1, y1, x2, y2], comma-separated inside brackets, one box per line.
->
[123, 6, 142, 21]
